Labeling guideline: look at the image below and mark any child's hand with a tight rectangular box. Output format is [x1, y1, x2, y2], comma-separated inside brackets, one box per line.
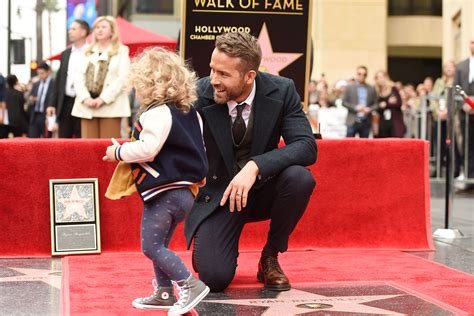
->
[103, 138, 121, 161]
[197, 177, 207, 187]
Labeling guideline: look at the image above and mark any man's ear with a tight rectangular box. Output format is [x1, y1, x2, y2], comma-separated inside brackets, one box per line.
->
[246, 70, 257, 84]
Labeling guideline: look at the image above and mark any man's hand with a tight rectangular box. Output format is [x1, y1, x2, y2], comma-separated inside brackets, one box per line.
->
[220, 160, 259, 212]
[463, 103, 473, 114]
[46, 106, 56, 116]
[103, 138, 121, 162]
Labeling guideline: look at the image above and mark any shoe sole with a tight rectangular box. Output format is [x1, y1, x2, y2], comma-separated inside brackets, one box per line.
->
[257, 271, 291, 291]
[131, 301, 172, 310]
[168, 286, 210, 315]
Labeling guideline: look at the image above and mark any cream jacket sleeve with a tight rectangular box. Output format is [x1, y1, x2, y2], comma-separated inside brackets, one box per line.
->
[100, 45, 130, 105]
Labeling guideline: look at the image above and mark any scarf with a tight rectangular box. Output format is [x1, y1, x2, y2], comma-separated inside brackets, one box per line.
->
[85, 54, 111, 98]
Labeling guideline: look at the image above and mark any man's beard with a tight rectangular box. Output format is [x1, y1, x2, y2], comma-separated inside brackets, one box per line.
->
[213, 90, 228, 104]
[212, 85, 245, 104]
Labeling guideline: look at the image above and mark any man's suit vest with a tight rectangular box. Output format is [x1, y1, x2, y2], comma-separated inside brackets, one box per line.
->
[232, 108, 254, 175]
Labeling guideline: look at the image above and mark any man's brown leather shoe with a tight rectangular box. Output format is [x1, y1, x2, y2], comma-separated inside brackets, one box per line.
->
[257, 256, 291, 291]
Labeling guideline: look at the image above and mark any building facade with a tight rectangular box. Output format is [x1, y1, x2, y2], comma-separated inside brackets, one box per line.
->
[122, 0, 474, 86]
[3, 0, 474, 86]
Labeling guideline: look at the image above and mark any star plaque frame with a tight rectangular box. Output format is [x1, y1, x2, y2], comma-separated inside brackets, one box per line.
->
[49, 178, 101, 255]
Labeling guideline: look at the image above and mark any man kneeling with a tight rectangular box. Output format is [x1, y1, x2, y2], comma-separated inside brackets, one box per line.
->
[185, 32, 317, 292]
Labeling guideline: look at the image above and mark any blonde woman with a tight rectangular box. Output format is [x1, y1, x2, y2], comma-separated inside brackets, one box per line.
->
[103, 48, 209, 314]
[431, 60, 457, 174]
[72, 15, 130, 138]
[374, 70, 405, 137]
[431, 60, 455, 121]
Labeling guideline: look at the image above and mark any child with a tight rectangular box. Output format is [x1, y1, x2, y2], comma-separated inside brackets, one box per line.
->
[103, 47, 209, 315]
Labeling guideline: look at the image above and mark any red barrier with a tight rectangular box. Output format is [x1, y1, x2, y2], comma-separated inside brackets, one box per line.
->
[0, 138, 433, 257]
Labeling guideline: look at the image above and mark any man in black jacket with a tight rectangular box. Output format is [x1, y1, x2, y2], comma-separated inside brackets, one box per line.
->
[3, 75, 28, 137]
[454, 39, 474, 183]
[28, 62, 55, 138]
[185, 32, 317, 292]
[48, 19, 89, 138]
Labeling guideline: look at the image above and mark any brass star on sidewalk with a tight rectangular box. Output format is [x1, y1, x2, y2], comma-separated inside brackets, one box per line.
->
[258, 22, 303, 75]
[204, 288, 405, 315]
[0, 267, 61, 290]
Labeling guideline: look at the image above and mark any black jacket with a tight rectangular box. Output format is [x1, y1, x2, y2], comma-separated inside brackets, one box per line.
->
[5, 88, 27, 130]
[28, 77, 56, 122]
[54, 48, 72, 118]
[184, 71, 317, 247]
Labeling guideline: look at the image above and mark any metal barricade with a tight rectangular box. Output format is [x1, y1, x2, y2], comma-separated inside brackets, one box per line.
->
[409, 94, 473, 185]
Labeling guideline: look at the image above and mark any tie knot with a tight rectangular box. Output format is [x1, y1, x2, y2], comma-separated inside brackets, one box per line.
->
[236, 103, 246, 116]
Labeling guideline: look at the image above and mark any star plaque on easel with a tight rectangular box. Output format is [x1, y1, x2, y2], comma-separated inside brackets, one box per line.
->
[49, 178, 101, 255]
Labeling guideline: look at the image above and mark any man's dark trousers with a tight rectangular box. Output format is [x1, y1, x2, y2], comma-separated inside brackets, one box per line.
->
[192, 165, 315, 292]
[28, 112, 46, 138]
[58, 95, 81, 138]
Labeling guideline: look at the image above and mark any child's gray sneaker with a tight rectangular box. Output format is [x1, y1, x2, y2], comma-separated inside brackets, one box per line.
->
[168, 274, 209, 315]
[132, 279, 176, 310]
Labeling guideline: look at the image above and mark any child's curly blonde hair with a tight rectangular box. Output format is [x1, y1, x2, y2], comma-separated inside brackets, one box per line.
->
[129, 47, 197, 113]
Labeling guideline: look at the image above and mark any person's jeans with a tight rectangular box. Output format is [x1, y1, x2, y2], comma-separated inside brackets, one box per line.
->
[347, 119, 371, 138]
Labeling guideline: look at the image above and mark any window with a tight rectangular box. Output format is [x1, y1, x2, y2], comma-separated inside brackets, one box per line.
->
[135, 0, 173, 14]
[388, 0, 442, 16]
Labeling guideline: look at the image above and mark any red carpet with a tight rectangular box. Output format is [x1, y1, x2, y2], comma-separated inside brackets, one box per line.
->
[62, 250, 473, 315]
[0, 138, 432, 257]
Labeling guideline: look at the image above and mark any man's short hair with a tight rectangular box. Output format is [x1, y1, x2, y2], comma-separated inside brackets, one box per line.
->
[37, 62, 51, 71]
[215, 32, 262, 73]
[357, 65, 368, 73]
[6, 74, 18, 89]
[74, 19, 91, 36]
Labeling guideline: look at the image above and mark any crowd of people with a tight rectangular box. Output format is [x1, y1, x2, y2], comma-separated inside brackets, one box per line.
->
[307, 60, 474, 182]
[0, 16, 131, 139]
[307, 65, 451, 140]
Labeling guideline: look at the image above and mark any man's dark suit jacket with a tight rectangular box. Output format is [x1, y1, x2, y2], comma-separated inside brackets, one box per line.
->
[454, 58, 474, 96]
[184, 72, 317, 247]
[29, 77, 55, 123]
[5, 88, 27, 130]
[54, 48, 72, 118]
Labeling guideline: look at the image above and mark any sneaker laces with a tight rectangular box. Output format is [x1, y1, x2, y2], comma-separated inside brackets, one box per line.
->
[141, 279, 159, 302]
[152, 279, 159, 295]
[174, 283, 190, 307]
